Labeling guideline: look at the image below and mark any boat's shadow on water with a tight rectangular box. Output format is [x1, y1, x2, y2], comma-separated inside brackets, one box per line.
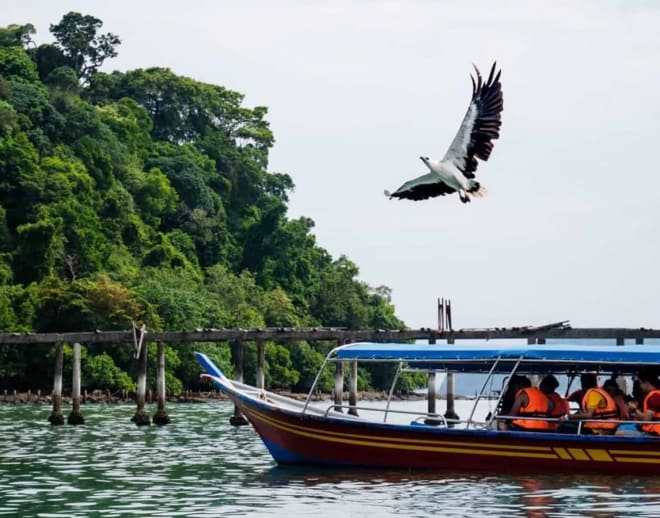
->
[254, 463, 651, 488]
[252, 465, 660, 517]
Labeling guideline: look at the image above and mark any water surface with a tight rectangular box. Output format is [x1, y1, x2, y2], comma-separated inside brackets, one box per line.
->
[1, 401, 659, 517]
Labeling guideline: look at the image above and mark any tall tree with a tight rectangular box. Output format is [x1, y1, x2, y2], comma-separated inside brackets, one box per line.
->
[49, 12, 120, 83]
[0, 24, 35, 48]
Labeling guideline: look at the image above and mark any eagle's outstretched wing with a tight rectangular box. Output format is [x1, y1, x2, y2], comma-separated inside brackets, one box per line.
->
[442, 62, 503, 179]
[385, 172, 456, 201]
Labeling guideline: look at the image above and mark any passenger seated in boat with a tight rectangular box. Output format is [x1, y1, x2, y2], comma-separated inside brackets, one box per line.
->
[627, 369, 660, 436]
[541, 375, 569, 431]
[507, 379, 552, 432]
[567, 372, 598, 408]
[496, 375, 531, 430]
[631, 377, 644, 406]
[603, 378, 630, 420]
[557, 374, 618, 434]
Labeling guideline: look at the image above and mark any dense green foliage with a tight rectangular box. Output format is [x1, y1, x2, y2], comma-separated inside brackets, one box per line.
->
[0, 14, 419, 396]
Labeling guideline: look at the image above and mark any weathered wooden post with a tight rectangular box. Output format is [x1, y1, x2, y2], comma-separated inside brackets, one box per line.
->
[438, 298, 445, 332]
[230, 341, 248, 426]
[444, 372, 459, 425]
[444, 337, 459, 424]
[48, 342, 64, 425]
[152, 340, 170, 426]
[132, 340, 150, 426]
[256, 340, 265, 390]
[67, 342, 85, 425]
[426, 371, 438, 420]
[425, 338, 438, 424]
[445, 299, 453, 331]
[348, 360, 358, 416]
[333, 341, 344, 413]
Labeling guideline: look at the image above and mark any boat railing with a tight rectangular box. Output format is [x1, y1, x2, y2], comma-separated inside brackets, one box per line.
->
[323, 403, 472, 427]
[321, 404, 653, 434]
[494, 414, 653, 434]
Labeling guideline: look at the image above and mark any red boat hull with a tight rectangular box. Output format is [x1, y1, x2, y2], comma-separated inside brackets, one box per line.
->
[234, 396, 660, 474]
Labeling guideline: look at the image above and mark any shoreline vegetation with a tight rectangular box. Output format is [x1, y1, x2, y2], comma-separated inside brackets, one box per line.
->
[0, 14, 408, 399]
[0, 390, 472, 405]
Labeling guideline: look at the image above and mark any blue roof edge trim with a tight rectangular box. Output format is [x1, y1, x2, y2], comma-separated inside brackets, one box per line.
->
[334, 342, 660, 364]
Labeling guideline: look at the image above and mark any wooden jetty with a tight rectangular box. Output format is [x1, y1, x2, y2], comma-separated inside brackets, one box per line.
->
[2, 319, 660, 427]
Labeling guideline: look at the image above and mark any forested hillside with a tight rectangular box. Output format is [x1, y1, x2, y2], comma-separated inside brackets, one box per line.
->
[0, 13, 415, 395]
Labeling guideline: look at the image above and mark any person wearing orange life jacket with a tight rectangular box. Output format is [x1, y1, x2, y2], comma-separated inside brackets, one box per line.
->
[628, 369, 660, 436]
[497, 375, 531, 430]
[603, 378, 630, 420]
[567, 372, 598, 407]
[540, 375, 569, 431]
[509, 383, 552, 431]
[558, 373, 618, 434]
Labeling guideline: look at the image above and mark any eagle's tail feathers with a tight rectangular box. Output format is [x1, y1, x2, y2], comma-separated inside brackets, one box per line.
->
[467, 181, 487, 198]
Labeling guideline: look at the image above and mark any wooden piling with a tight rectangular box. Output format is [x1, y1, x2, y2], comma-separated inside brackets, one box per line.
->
[445, 300, 452, 331]
[49, 342, 64, 425]
[333, 360, 344, 412]
[348, 360, 358, 416]
[444, 372, 459, 425]
[425, 371, 439, 425]
[67, 342, 85, 425]
[131, 340, 150, 426]
[256, 340, 265, 390]
[444, 337, 458, 423]
[425, 338, 439, 424]
[427, 372, 437, 416]
[153, 340, 170, 426]
[229, 341, 248, 426]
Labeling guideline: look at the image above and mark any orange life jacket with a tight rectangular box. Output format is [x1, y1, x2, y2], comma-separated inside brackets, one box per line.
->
[581, 387, 618, 431]
[512, 387, 551, 431]
[546, 392, 569, 430]
[640, 389, 660, 435]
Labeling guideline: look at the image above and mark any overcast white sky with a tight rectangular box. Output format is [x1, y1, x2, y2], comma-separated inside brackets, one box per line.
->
[5, 1, 660, 330]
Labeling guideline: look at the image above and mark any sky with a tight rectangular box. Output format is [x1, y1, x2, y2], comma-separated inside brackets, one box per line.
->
[5, 1, 660, 330]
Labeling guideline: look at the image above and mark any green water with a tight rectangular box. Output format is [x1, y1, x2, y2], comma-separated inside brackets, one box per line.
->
[1, 401, 659, 517]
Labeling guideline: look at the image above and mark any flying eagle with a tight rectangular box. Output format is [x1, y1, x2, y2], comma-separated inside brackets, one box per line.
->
[385, 62, 503, 203]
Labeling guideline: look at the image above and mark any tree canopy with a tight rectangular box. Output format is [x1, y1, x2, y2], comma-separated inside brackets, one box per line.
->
[0, 13, 410, 395]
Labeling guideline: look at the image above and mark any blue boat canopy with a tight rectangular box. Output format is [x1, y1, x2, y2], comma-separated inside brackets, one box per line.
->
[334, 342, 660, 373]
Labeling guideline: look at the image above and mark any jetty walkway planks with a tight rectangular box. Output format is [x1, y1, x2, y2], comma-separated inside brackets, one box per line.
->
[3, 322, 660, 345]
[2, 322, 660, 427]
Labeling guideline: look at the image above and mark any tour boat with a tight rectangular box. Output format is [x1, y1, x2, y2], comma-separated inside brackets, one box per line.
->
[196, 342, 660, 474]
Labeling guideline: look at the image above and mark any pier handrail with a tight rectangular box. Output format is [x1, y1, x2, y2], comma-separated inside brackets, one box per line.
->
[3, 325, 660, 345]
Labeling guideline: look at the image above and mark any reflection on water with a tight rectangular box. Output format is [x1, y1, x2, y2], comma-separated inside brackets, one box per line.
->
[1, 402, 659, 517]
